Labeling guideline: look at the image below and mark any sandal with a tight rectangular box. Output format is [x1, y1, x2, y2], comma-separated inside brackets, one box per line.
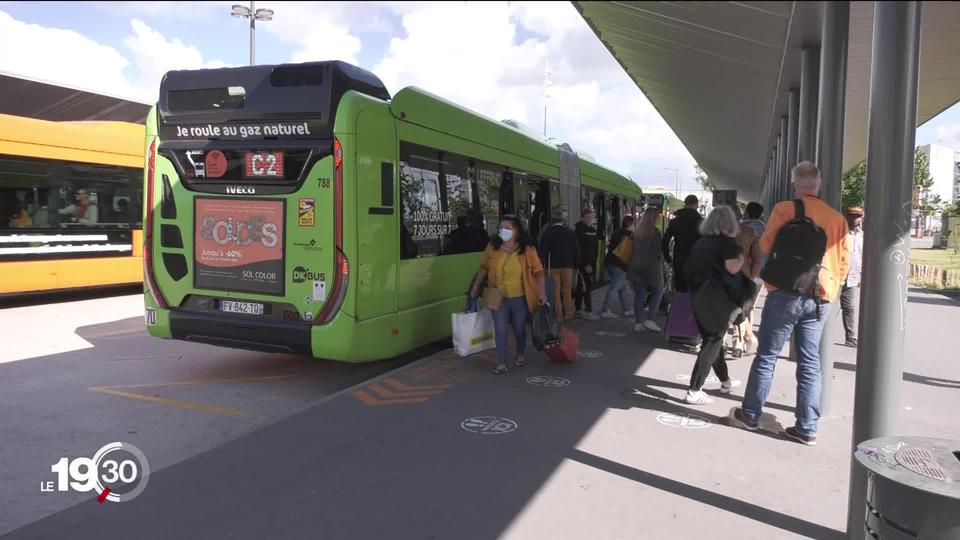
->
[493, 364, 508, 375]
[515, 354, 525, 368]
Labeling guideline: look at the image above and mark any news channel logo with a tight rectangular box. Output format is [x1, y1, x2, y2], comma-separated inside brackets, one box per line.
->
[42, 442, 150, 503]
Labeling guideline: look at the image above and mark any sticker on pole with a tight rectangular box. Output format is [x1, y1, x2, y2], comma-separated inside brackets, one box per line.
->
[526, 376, 571, 388]
[461, 416, 518, 435]
[656, 412, 711, 429]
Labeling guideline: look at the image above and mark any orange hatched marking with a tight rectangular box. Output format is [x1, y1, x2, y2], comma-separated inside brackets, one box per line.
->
[352, 389, 429, 406]
[383, 378, 454, 392]
[368, 383, 440, 400]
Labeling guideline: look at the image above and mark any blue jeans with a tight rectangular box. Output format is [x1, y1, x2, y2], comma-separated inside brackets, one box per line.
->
[601, 266, 631, 313]
[493, 297, 528, 363]
[632, 282, 664, 323]
[742, 291, 830, 435]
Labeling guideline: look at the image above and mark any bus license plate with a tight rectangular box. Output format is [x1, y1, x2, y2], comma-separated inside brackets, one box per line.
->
[244, 151, 284, 178]
[220, 300, 264, 315]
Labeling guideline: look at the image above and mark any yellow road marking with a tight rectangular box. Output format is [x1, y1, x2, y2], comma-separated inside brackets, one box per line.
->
[86, 374, 299, 418]
[88, 386, 266, 419]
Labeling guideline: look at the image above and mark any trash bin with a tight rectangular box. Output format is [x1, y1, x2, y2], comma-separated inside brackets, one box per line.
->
[854, 436, 960, 539]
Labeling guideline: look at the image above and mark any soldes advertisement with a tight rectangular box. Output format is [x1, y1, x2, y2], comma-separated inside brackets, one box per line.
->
[194, 198, 285, 295]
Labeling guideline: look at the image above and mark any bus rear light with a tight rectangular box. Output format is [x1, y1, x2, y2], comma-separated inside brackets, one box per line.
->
[144, 139, 169, 309]
[315, 137, 347, 326]
[334, 138, 343, 170]
[315, 248, 348, 325]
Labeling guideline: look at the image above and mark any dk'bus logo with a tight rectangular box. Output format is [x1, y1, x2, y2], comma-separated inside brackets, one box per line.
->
[292, 266, 325, 283]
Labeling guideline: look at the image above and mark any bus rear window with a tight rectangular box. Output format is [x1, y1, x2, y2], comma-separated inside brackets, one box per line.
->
[168, 88, 244, 112]
[271, 65, 324, 87]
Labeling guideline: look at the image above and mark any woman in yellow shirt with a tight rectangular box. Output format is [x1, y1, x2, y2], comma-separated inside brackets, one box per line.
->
[471, 216, 548, 374]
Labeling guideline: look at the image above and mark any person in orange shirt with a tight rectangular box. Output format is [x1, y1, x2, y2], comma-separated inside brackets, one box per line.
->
[734, 161, 850, 446]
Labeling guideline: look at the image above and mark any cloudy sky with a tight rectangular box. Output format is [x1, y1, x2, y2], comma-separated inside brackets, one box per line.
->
[2, 1, 959, 193]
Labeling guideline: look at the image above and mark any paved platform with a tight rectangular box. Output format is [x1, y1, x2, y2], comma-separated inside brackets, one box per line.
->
[2, 288, 959, 539]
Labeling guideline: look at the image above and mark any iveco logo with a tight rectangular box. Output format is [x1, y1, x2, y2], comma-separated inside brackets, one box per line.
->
[226, 185, 256, 195]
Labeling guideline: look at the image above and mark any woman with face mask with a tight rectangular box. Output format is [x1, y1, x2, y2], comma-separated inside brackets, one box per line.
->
[470, 216, 548, 374]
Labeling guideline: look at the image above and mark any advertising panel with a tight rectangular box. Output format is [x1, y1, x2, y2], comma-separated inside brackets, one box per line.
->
[194, 198, 285, 295]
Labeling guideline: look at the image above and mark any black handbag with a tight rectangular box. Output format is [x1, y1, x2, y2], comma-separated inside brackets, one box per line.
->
[531, 306, 563, 351]
[692, 271, 757, 334]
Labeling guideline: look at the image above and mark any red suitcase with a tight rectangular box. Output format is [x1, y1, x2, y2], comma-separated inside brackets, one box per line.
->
[546, 327, 579, 362]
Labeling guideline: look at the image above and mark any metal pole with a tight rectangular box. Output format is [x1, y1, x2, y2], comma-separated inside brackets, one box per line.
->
[786, 88, 800, 189]
[798, 46, 820, 163]
[249, 1, 256, 66]
[777, 124, 787, 202]
[815, 1, 850, 419]
[785, 88, 800, 364]
[845, 2, 921, 538]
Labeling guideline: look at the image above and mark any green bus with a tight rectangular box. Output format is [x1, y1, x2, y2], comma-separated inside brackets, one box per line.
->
[143, 61, 641, 362]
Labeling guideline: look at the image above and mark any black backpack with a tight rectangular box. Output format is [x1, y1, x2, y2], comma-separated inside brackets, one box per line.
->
[759, 199, 827, 298]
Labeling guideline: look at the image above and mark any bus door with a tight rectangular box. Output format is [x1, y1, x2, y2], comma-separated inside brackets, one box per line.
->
[355, 111, 398, 321]
[517, 178, 552, 246]
[499, 170, 515, 218]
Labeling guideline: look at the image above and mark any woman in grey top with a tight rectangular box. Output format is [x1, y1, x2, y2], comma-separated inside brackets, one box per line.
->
[628, 207, 665, 332]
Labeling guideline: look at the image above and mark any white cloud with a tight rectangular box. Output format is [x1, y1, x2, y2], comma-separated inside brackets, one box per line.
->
[0, 10, 135, 97]
[935, 123, 960, 149]
[0, 2, 698, 188]
[370, 1, 696, 188]
[0, 10, 229, 103]
[123, 19, 230, 101]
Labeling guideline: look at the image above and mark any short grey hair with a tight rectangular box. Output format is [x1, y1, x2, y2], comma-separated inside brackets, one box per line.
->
[699, 205, 738, 237]
[791, 161, 821, 191]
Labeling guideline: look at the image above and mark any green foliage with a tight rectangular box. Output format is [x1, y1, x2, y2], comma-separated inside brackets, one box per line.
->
[841, 161, 866, 209]
[944, 200, 960, 217]
[841, 148, 935, 212]
[693, 164, 714, 190]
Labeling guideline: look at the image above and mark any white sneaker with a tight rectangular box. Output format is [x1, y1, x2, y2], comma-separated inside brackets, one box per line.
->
[643, 320, 662, 332]
[685, 390, 713, 405]
[720, 379, 742, 394]
[623, 310, 635, 318]
[634, 323, 646, 332]
[600, 310, 619, 319]
[583, 311, 599, 321]
[575, 310, 585, 319]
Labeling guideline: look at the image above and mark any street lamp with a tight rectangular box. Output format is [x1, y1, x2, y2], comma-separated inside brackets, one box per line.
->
[664, 167, 680, 198]
[231, 2, 274, 66]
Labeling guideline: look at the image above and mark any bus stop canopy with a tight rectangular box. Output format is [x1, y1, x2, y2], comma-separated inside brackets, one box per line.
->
[0, 71, 150, 124]
[573, 1, 960, 201]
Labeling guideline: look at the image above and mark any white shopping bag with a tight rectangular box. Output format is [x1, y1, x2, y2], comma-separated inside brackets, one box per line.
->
[451, 308, 495, 357]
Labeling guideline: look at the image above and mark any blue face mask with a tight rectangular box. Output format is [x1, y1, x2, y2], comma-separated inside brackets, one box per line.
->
[498, 228, 514, 241]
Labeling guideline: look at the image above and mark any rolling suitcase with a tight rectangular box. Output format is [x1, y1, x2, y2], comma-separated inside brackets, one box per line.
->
[546, 327, 579, 362]
[665, 291, 699, 339]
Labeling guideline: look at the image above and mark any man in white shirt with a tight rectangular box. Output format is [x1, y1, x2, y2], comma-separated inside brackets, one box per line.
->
[841, 207, 864, 347]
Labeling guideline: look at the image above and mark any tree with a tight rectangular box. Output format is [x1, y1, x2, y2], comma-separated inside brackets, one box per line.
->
[944, 200, 960, 217]
[693, 164, 714, 190]
[841, 161, 866, 209]
[840, 148, 937, 212]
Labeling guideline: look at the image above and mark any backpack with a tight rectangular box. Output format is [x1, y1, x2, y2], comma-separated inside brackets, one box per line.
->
[759, 199, 827, 300]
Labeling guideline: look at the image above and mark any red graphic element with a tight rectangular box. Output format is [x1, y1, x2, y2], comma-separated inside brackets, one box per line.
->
[97, 487, 111, 503]
[205, 150, 228, 178]
[244, 151, 284, 178]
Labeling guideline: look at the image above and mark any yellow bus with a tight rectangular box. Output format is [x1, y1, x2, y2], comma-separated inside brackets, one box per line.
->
[0, 113, 145, 294]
